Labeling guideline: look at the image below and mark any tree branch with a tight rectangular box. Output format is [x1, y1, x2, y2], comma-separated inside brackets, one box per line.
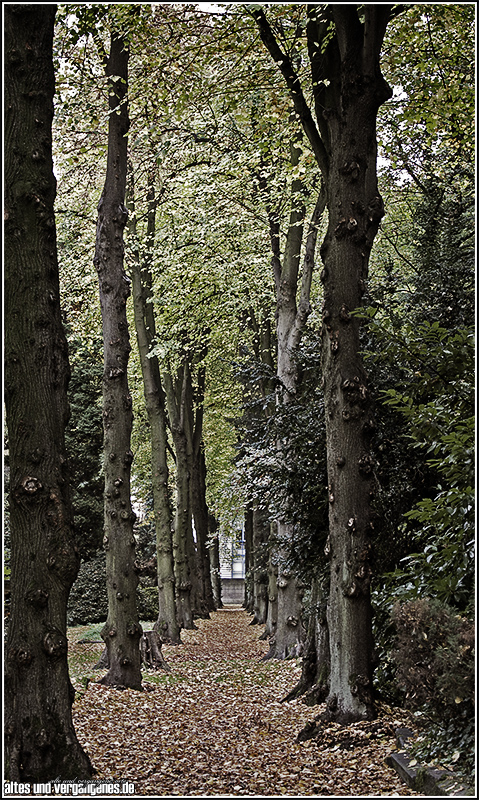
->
[250, 7, 329, 177]
[290, 182, 326, 351]
[330, 5, 363, 60]
[362, 5, 396, 69]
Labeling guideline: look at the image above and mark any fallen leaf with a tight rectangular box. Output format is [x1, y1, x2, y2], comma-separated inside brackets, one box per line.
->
[70, 608, 423, 796]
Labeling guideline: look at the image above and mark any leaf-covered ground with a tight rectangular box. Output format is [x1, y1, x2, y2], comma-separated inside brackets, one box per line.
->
[70, 607, 424, 796]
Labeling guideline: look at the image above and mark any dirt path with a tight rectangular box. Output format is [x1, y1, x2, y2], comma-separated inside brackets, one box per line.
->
[71, 607, 422, 796]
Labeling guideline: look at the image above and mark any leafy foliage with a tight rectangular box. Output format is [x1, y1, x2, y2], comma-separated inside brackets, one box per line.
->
[363, 168, 475, 612]
[392, 599, 475, 776]
[235, 330, 329, 584]
[364, 153, 474, 725]
[68, 517, 160, 625]
[369, 317, 474, 611]
[65, 331, 104, 560]
[68, 550, 108, 626]
[379, 5, 475, 174]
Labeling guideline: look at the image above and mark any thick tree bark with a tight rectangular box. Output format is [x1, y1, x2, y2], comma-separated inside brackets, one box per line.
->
[261, 538, 278, 644]
[93, 31, 142, 689]
[127, 171, 180, 645]
[253, 3, 397, 720]
[140, 630, 171, 672]
[314, 5, 393, 723]
[282, 577, 330, 705]
[4, 5, 92, 780]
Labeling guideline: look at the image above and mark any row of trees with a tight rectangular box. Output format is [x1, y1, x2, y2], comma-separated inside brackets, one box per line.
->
[4, 2, 474, 782]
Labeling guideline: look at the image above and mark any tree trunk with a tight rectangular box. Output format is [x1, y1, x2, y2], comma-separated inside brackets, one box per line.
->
[261, 537, 278, 644]
[127, 171, 180, 645]
[174, 434, 196, 628]
[163, 366, 195, 629]
[267, 143, 325, 659]
[140, 630, 171, 672]
[243, 507, 254, 613]
[189, 359, 215, 615]
[251, 507, 269, 625]
[208, 515, 223, 609]
[4, 4, 93, 780]
[93, 31, 142, 689]
[314, 7, 393, 723]
[181, 363, 209, 621]
[282, 577, 330, 705]
[191, 444, 216, 613]
[253, 2, 397, 721]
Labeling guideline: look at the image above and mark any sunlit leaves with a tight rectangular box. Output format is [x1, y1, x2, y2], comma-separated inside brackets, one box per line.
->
[379, 5, 475, 179]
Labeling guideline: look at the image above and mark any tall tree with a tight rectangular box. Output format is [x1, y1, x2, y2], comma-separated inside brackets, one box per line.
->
[4, 4, 92, 780]
[252, 4, 402, 721]
[250, 506, 269, 626]
[163, 343, 214, 625]
[189, 371, 217, 617]
[93, 23, 142, 689]
[162, 356, 195, 629]
[268, 154, 325, 659]
[127, 166, 181, 645]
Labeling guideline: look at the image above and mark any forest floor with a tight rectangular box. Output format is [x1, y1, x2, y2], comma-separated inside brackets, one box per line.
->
[69, 606, 424, 797]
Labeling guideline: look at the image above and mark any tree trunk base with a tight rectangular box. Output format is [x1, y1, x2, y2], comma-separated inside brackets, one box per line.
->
[283, 679, 329, 705]
[94, 630, 171, 675]
[249, 608, 267, 627]
[94, 648, 109, 670]
[194, 610, 211, 621]
[153, 619, 182, 646]
[262, 637, 303, 661]
[140, 630, 171, 672]
[323, 701, 377, 725]
[295, 700, 376, 745]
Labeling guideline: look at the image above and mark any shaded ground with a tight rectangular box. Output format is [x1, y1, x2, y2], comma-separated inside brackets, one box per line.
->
[70, 607, 423, 796]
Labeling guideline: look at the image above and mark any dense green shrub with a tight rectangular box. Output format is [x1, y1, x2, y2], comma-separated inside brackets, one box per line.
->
[363, 170, 475, 608]
[392, 598, 475, 774]
[136, 586, 159, 621]
[370, 588, 404, 706]
[68, 552, 159, 625]
[65, 332, 104, 560]
[67, 518, 159, 625]
[67, 550, 108, 625]
[234, 331, 329, 586]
